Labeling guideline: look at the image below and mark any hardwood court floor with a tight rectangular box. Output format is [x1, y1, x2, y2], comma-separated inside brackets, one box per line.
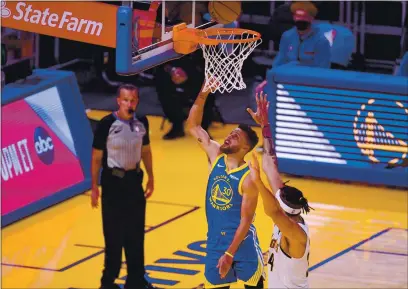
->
[2, 115, 407, 289]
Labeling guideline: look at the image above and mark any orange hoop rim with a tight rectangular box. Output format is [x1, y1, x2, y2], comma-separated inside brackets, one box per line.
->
[195, 28, 261, 46]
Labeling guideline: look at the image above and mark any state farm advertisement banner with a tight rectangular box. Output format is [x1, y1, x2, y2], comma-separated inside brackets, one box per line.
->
[1, 87, 85, 215]
[1, 1, 117, 47]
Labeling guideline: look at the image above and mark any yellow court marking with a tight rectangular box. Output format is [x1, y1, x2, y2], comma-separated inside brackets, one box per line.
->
[2, 116, 407, 289]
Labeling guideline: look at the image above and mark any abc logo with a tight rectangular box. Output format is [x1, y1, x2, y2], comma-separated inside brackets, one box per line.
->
[34, 127, 54, 165]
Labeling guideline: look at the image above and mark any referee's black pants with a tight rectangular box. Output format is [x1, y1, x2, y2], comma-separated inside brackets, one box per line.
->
[100, 168, 147, 288]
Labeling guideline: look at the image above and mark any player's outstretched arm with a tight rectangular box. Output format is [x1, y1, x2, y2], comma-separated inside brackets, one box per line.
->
[248, 154, 307, 245]
[186, 83, 220, 164]
[247, 91, 284, 192]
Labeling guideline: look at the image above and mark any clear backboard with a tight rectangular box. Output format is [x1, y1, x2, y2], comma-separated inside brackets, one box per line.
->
[116, 1, 225, 75]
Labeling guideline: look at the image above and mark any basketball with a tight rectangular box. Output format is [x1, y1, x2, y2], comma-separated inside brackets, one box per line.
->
[208, 1, 242, 24]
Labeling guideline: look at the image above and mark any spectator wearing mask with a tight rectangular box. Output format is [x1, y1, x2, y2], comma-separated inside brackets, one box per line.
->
[254, 2, 331, 153]
[273, 1, 331, 68]
[256, 1, 331, 93]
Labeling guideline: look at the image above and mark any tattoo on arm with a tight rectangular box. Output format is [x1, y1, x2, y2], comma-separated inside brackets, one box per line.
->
[264, 137, 279, 166]
[263, 125, 278, 166]
[264, 137, 276, 156]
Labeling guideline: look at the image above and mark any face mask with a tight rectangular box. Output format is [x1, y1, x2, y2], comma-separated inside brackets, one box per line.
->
[295, 21, 311, 31]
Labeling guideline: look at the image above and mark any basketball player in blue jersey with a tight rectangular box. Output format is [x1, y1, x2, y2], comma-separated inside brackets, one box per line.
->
[186, 82, 265, 289]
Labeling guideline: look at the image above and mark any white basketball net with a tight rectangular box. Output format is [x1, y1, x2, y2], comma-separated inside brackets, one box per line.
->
[199, 30, 262, 94]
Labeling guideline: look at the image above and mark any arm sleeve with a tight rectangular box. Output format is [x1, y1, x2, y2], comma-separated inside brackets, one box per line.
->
[313, 36, 332, 68]
[139, 116, 150, 146]
[92, 116, 112, 150]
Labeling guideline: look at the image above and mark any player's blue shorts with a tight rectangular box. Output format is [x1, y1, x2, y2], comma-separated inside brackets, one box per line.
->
[204, 229, 264, 288]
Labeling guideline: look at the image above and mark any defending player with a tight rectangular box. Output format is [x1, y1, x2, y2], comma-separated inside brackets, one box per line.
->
[186, 82, 264, 289]
[247, 92, 313, 288]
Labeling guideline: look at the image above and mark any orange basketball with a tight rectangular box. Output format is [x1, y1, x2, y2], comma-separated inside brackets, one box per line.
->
[208, 1, 242, 24]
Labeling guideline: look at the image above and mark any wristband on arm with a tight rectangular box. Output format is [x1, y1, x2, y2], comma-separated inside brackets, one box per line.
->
[262, 124, 272, 139]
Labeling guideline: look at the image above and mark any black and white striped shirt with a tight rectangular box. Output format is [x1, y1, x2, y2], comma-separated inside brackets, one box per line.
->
[92, 112, 150, 170]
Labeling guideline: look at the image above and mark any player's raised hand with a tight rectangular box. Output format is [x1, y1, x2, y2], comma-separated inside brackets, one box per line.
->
[246, 91, 270, 127]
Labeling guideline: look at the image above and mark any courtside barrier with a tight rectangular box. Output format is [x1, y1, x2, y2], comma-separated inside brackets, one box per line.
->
[1, 69, 93, 226]
[265, 64, 408, 188]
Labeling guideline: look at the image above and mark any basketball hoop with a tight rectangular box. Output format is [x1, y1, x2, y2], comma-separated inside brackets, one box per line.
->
[173, 26, 262, 94]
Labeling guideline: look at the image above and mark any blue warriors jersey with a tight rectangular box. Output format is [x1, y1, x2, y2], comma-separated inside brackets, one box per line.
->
[204, 154, 265, 288]
[205, 154, 253, 245]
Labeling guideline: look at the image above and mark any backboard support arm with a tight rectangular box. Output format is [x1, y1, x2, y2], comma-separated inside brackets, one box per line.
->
[116, 5, 186, 75]
[115, 4, 224, 76]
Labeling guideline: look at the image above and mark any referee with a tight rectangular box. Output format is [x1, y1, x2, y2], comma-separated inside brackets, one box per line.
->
[91, 84, 156, 289]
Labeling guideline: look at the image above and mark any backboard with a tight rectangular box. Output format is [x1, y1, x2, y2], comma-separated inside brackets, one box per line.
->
[116, 1, 226, 75]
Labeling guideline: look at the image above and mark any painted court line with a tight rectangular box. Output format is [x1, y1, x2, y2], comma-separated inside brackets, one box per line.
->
[309, 227, 393, 272]
[148, 200, 200, 208]
[76, 206, 201, 250]
[0, 263, 59, 272]
[69, 227, 407, 289]
[353, 248, 408, 257]
[145, 206, 200, 233]
[75, 244, 104, 249]
[58, 250, 106, 272]
[190, 227, 406, 289]
[2, 204, 200, 272]
[81, 194, 197, 209]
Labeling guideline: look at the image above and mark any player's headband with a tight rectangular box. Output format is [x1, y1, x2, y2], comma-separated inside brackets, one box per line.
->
[276, 189, 302, 215]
